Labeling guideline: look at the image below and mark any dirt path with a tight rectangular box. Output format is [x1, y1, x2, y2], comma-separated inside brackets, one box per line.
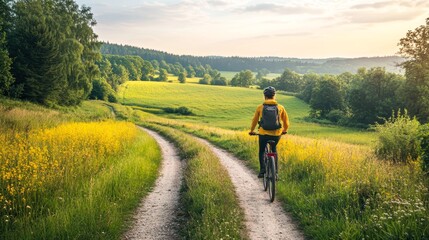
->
[198, 138, 305, 240]
[124, 127, 183, 240]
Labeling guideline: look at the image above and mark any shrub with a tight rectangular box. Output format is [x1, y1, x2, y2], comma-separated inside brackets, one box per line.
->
[107, 93, 118, 103]
[419, 124, 429, 172]
[198, 78, 209, 84]
[375, 110, 421, 163]
[89, 78, 115, 101]
[326, 109, 345, 123]
[178, 72, 186, 83]
[163, 106, 193, 115]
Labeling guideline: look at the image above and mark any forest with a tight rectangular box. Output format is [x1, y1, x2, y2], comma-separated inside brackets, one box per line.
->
[101, 42, 403, 74]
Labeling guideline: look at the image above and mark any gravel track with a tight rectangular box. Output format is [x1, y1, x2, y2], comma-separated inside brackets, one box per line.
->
[197, 138, 304, 240]
[124, 127, 183, 240]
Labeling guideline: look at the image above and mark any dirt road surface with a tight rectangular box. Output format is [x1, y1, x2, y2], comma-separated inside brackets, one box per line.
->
[198, 138, 304, 240]
[124, 127, 183, 240]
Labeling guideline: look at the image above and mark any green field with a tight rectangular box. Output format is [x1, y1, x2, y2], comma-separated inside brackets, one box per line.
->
[120, 81, 376, 145]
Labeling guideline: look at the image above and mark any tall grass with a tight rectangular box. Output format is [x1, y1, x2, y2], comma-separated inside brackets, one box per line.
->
[149, 118, 429, 239]
[0, 120, 162, 239]
[142, 122, 247, 239]
[0, 99, 114, 131]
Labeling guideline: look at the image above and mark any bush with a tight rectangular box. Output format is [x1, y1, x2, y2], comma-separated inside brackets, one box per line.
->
[198, 78, 209, 84]
[375, 110, 421, 163]
[326, 109, 345, 123]
[164, 106, 193, 115]
[419, 124, 429, 172]
[107, 93, 118, 103]
[89, 78, 115, 101]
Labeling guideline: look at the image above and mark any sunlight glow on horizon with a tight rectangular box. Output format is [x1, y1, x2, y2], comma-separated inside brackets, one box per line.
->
[75, 0, 429, 58]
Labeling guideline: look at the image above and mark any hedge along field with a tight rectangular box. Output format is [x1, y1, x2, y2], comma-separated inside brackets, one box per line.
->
[134, 113, 428, 239]
[141, 122, 246, 239]
[120, 81, 376, 145]
[0, 100, 162, 239]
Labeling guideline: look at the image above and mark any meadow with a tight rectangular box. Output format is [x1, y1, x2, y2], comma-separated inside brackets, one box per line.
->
[0, 100, 162, 239]
[143, 116, 429, 239]
[120, 81, 376, 145]
[123, 81, 428, 239]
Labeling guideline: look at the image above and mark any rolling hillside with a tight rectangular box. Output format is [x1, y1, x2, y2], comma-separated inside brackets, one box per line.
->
[120, 81, 376, 145]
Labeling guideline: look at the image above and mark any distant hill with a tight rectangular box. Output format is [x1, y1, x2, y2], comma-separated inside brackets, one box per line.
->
[101, 43, 405, 74]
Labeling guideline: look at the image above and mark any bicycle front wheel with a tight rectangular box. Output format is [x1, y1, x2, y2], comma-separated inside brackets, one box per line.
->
[268, 156, 276, 202]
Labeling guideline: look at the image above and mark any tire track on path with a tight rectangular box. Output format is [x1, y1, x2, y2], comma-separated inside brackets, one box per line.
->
[197, 138, 305, 240]
[124, 127, 183, 240]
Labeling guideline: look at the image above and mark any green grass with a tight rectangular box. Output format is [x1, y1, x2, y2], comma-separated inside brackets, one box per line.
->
[0, 98, 114, 130]
[120, 81, 376, 145]
[150, 119, 429, 240]
[142, 122, 246, 239]
[1, 130, 162, 239]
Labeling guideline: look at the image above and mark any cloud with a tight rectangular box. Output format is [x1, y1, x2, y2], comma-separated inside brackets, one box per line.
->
[241, 3, 320, 15]
[206, 0, 229, 7]
[344, 0, 429, 24]
[95, 1, 205, 26]
[345, 10, 424, 24]
[351, 1, 395, 9]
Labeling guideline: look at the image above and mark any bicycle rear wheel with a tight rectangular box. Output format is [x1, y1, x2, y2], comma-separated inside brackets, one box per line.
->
[268, 156, 276, 202]
[263, 157, 268, 191]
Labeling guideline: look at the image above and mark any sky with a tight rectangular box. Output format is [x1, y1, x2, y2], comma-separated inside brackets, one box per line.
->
[74, 0, 429, 58]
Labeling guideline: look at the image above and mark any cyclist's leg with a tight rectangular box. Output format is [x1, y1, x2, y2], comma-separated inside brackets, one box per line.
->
[258, 135, 269, 174]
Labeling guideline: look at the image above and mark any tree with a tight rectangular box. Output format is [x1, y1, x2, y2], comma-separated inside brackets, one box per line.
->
[256, 68, 270, 80]
[8, 0, 100, 105]
[178, 72, 186, 83]
[348, 67, 404, 125]
[398, 17, 429, 123]
[187, 65, 196, 78]
[89, 78, 115, 102]
[151, 60, 159, 71]
[158, 69, 168, 81]
[211, 76, 227, 86]
[310, 75, 345, 118]
[230, 70, 253, 87]
[273, 68, 303, 92]
[199, 74, 211, 84]
[0, 0, 13, 96]
[141, 60, 154, 80]
[299, 73, 320, 103]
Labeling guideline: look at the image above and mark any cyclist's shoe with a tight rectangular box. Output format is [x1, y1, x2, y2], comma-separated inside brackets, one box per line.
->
[258, 172, 265, 178]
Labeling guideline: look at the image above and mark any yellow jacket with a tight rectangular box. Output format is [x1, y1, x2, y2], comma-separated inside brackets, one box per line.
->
[250, 99, 289, 136]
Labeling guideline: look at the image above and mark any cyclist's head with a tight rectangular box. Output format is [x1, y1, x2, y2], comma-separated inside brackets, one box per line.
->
[263, 86, 276, 99]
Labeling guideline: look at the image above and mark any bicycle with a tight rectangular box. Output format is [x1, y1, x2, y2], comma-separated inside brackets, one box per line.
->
[250, 133, 285, 202]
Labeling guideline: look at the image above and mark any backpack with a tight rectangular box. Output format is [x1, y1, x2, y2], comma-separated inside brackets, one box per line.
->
[259, 104, 282, 130]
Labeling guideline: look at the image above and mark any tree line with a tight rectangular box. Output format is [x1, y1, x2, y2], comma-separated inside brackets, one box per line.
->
[253, 16, 429, 126]
[101, 42, 403, 74]
[225, 18, 429, 126]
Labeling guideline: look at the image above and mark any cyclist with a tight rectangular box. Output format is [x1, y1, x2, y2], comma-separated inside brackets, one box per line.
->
[249, 86, 289, 178]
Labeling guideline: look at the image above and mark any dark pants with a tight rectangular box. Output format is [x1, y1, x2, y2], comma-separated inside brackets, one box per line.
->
[259, 135, 280, 173]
